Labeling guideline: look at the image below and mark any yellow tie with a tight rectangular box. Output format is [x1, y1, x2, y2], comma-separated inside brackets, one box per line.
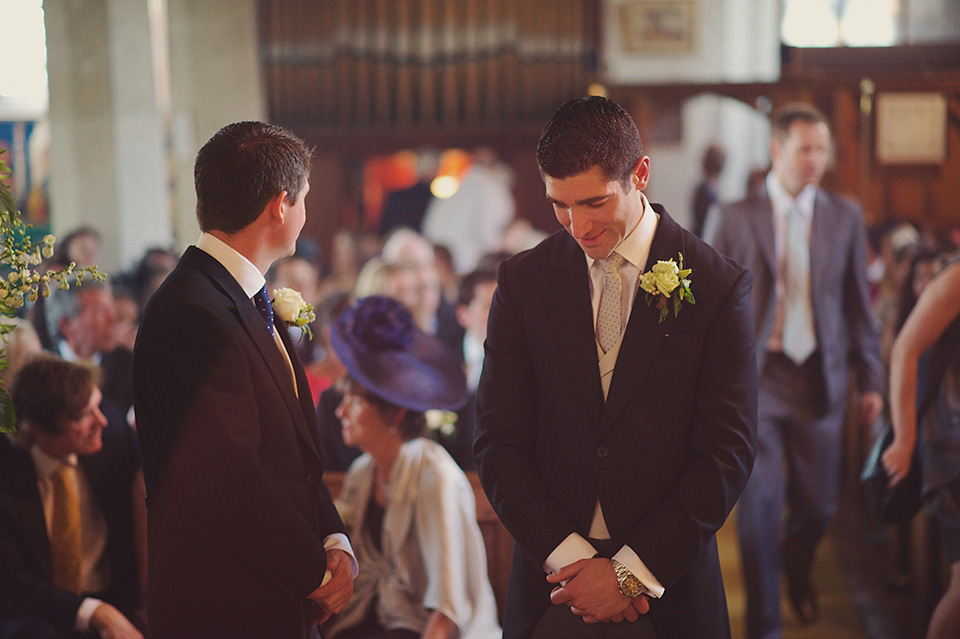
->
[50, 463, 83, 594]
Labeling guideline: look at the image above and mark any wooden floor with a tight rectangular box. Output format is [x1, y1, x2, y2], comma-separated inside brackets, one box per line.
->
[719, 485, 932, 639]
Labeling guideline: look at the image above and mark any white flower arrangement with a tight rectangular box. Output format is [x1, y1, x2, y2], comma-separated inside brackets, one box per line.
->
[639, 253, 695, 323]
[425, 409, 458, 438]
[1, 155, 105, 432]
[272, 287, 316, 341]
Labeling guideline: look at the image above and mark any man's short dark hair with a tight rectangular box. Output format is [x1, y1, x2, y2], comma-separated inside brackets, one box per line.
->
[12, 355, 98, 438]
[194, 121, 313, 233]
[770, 103, 830, 143]
[536, 96, 643, 185]
[457, 269, 498, 308]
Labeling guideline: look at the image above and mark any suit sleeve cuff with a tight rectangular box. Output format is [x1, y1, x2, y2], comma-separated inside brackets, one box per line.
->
[614, 546, 664, 598]
[542, 532, 597, 574]
[75, 597, 104, 632]
[323, 532, 359, 579]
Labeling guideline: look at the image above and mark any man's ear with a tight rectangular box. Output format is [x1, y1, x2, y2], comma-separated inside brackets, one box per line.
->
[390, 407, 408, 431]
[769, 138, 782, 165]
[631, 156, 651, 191]
[265, 190, 289, 223]
[456, 304, 469, 330]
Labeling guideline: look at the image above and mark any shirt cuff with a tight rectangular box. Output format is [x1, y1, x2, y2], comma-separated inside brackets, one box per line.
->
[323, 532, 359, 580]
[613, 546, 665, 599]
[542, 532, 598, 574]
[75, 597, 104, 632]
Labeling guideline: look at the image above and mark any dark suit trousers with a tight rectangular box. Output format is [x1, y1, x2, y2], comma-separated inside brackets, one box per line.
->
[735, 352, 844, 639]
[530, 604, 657, 639]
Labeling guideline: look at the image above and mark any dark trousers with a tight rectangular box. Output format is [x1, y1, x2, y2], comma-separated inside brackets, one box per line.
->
[0, 618, 75, 639]
[736, 352, 843, 639]
[530, 604, 657, 639]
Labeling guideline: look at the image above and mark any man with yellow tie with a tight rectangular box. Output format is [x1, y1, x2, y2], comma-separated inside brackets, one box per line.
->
[0, 356, 143, 639]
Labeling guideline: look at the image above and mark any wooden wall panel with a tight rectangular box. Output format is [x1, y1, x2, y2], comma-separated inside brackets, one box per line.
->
[258, 0, 598, 130]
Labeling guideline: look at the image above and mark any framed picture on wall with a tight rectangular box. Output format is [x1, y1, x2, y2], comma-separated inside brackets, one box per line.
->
[875, 92, 947, 164]
[618, 1, 696, 54]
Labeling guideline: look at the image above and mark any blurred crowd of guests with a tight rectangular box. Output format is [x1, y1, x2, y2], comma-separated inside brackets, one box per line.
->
[0, 158, 543, 636]
[4, 132, 959, 638]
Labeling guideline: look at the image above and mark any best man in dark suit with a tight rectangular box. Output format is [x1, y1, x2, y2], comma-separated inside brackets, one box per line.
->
[0, 356, 142, 639]
[133, 121, 355, 639]
[474, 96, 758, 639]
[710, 103, 884, 639]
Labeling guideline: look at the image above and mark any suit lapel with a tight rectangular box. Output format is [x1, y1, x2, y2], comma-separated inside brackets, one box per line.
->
[809, 191, 836, 331]
[539, 233, 606, 418]
[597, 207, 685, 439]
[276, 322, 325, 460]
[2, 444, 53, 576]
[749, 190, 777, 279]
[182, 247, 322, 461]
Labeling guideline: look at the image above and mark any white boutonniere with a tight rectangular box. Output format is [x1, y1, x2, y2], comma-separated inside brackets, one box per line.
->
[639, 253, 695, 323]
[272, 287, 316, 340]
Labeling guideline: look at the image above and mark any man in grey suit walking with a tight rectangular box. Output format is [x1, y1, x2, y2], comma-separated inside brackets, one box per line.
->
[711, 103, 884, 639]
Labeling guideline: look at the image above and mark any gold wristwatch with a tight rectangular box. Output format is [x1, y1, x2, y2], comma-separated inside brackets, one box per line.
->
[611, 558, 643, 598]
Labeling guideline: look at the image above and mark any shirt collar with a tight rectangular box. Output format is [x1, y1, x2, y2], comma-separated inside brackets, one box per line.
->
[586, 193, 658, 271]
[766, 172, 817, 219]
[30, 444, 78, 480]
[56, 340, 102, 367]
[196, 232, 265, 299]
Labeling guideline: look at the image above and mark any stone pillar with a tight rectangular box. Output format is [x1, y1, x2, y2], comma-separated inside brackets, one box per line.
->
[44, 0, 172, 274]
[166, 0, 265, 253]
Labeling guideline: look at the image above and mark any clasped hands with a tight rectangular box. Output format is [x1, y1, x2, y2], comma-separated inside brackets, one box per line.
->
[307, 548, 354, 625]
[547, 558, 650, 624]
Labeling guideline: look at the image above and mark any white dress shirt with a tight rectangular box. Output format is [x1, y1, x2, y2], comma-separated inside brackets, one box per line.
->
[542, 194, 665, 598]
[764, 172, 817, 353]
[196, 233, 357, 581]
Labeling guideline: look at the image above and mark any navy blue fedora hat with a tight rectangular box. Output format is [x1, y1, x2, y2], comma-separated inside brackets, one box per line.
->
[330, 295, 467, 412]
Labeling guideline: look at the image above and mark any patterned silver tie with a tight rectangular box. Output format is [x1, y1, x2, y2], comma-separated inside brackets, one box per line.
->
[782, 206, 816, 364]
[596, 253, 624, 353]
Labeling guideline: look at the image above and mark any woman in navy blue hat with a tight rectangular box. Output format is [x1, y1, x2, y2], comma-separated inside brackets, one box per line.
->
[323, 296, 501, 639]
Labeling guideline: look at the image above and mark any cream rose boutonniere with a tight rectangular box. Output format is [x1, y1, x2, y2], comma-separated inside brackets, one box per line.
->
[639, 253, 695, 323]
[272, 287, 316, 341]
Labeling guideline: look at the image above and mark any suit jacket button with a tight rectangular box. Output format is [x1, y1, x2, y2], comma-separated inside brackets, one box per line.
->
[306, 473, 317, 485]
[596, 447, 608, 458]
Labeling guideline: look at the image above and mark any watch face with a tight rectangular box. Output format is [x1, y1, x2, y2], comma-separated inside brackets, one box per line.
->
[622, 577, 642, 598]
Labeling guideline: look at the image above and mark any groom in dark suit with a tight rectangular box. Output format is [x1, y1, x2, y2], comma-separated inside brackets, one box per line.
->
[133, 121, 354, 639]
[475, 96, 758, 639]
[710, 103, 884, 639]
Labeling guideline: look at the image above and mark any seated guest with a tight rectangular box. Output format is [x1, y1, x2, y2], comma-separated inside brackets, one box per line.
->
[441, 269, 498, 471]
[45, 281, 132, 417]
[316, 291, 363, 472]
[323, 296, 501, 639]
[0, 319, 43, 389]
[381, 228, 463, 353]
[0, 355, 143, 639]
